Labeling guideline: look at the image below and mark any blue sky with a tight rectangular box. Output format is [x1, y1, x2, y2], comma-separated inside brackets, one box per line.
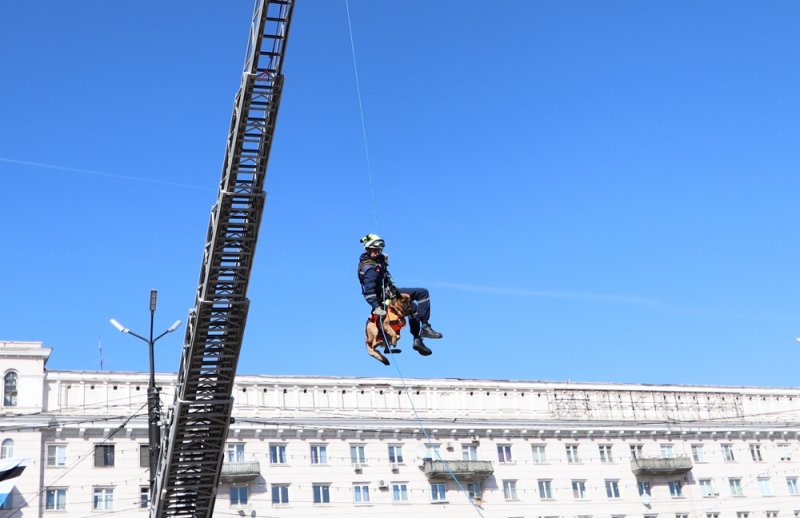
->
[2, 1, 800, 387]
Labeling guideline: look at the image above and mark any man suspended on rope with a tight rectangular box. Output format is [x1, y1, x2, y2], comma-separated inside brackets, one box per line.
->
[358, 233, 443, 357]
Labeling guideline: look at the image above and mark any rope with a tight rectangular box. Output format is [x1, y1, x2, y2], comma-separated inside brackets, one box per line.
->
[344, 0, 380, 230]
[345, 3, 482, 514]
[387, 337, 487, 517]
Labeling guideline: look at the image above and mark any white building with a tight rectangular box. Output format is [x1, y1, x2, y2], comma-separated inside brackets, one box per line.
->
[2, 340, 800, 518]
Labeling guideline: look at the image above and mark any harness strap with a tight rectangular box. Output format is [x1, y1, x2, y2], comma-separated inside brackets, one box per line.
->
[369, 313, 405, 333]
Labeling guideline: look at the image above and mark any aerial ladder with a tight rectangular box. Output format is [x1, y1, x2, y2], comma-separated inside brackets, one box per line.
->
[151, 1, 294, 516]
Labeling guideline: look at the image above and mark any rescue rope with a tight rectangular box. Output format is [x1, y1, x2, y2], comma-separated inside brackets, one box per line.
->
[346, 4, 483, 515]
[377, 320, 486, 517]
[344, 0, 380, 230]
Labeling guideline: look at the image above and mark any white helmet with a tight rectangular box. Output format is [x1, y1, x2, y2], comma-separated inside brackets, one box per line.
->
[360, 233, 385, 250]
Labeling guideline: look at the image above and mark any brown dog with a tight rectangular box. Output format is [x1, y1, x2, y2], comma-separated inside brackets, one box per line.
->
[364, 294, 414, 365]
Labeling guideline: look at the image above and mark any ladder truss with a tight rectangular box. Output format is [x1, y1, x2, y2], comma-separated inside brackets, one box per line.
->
[152, 1, 295, 516]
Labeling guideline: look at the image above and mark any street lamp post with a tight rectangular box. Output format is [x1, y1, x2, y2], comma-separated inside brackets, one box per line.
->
[110, 289, 181, 497]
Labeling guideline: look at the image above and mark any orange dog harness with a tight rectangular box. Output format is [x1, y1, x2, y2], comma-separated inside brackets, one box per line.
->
[369, 313, 406, 337]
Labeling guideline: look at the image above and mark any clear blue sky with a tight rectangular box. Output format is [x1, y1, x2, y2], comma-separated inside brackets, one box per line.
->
[2, 1, 800, 387]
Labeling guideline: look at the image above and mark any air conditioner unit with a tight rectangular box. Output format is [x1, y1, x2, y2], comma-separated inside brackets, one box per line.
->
[378, 480, 388, 489]
[353, 463, 363, 472]
[390, 462, 400, 471]
[445, 442, 454, 451]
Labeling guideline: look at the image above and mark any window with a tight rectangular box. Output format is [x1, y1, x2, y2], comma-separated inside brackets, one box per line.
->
[736, 513, 749, 518]
[566, 444, 580, 463]
[392, 482, 408, 502]
[722, 444, 736, 462]
[788, 477, 799, 495]
[230, 486, 248, 506]
[668, 480, 683, 497]
[45, 488, 67, 511]
[94, 445, 114, 467]
[661, 443, 674, 458]
[692, 444, 705, 462]
[676, 514, 689, 518]
[1, 439, 14, 459]
[353, 483, 369, 504]
[462, 444, 478, 461]
[766, 512, 778, 518]
[572, 480, 587, 499]
[532, 444, 547, 464]
[93, 487, 113, 510]
[605, 480, 620, 498]
[271, 484, 289, 504]
[139, 444, 149, 468]
[630, 444, 643, 459]
[350, 445, 366, 464]
[729, 477, 743, 496]
[269, 444, 286, 464]
[750, 443, 763, 462]
[431, 483, 447, 503]
[638, 481, 651, 496]
[538, 479, 553, 499]
[779, 444, 792, 461]
[467, 482, 483, 500]
[3, 372, 17, 407]
[388, 445, 403, 464]
[699, 479, 714, 497]
[707, 514, 719, 518]
[599, 444, 613, 463]
[497, 444, 513, 463]
[139, 487, 149, 509]
[759, 478, 773, 497]
[424, 443, 440, 459]
[226, 443, 245, 463]
[310, 445, 327, 464]
[312, 483, 330, 504]
[46, 445, 66, 467]
[502, 480, 518, 501]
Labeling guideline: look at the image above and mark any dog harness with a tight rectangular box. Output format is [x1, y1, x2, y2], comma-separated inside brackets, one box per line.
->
[368, 312, 406, 335]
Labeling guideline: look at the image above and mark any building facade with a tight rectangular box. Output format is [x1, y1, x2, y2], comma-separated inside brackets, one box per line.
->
[2, 340, 800, 518]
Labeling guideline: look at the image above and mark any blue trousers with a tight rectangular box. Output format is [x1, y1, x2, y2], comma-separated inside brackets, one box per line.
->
[398, 287, 431, 338]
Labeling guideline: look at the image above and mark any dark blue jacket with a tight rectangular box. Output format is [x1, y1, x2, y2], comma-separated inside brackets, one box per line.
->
[357, 252, 396, 309]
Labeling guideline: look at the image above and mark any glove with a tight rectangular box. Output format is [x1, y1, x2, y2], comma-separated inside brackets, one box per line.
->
[372, 307, 386, 316]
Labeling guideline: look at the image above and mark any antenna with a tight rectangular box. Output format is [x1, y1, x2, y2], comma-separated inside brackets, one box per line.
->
[98, 336, 105, 371]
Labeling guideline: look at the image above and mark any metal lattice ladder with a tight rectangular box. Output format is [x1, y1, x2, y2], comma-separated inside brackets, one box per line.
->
[151, 1, 294, 516]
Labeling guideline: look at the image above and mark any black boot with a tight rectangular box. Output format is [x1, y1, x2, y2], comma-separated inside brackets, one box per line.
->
[413, 338, 432, 356]
[420, 324, 443, 339]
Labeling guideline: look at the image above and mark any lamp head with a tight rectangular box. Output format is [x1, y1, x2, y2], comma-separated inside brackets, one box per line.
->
[109, 318, 129, 334]
[167, 320, 182, 333]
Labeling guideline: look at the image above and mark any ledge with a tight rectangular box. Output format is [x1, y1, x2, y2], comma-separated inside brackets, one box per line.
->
[423, 460, 493, 482]
[220, 461, 261, 483]
[631, 456, 693, 476]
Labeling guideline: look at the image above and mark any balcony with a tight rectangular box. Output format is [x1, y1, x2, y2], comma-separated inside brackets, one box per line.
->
[220, 461, 261, 483]
[631, 456, 693, 476]
[423, 459, 494, 482]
